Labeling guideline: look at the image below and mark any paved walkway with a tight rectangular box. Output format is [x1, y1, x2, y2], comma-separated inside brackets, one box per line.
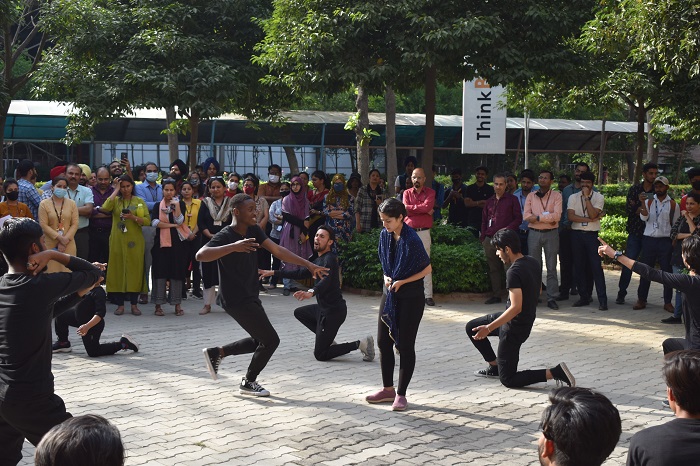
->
[20, 269, 681, 465]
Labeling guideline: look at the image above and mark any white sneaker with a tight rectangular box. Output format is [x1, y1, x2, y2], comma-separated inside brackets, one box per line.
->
[359, 335, 375, 362]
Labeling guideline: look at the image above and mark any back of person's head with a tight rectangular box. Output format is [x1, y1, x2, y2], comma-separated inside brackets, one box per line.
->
[34, 414, 124, 466]
[539, 387, 621, 466]
[16, 159, 35, 178]
[491, 228, 521, 254]
[378, 197, 407, 219]
[663, 350, 700, 415]
[682, 235, 700, 272]
[0, 217, 43, 265]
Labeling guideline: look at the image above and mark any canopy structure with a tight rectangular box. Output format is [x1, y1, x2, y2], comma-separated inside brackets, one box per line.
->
[4, 101, 642, 153]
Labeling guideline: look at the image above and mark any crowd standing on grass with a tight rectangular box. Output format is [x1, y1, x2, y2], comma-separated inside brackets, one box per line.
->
[2, 156, 700, 465]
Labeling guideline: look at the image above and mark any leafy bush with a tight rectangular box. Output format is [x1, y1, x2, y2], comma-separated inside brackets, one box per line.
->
[341, 224, 489, 293]
[599, 215, 627, 251]
[603, 196, 626, 217]
[599, 183, 690, 200]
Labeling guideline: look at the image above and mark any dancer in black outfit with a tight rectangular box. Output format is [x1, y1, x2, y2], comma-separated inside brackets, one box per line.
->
[466, 228, 575, 389]
[197, 194, 328, 397]
[365, 199, 432, 412]
[51, 286, 140, 356]
[260, 225, 375, 362]
[0, 218, 102, 466]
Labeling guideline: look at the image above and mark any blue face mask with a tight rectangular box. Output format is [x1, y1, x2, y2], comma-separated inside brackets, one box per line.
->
[53, 188, 67, 198]
[146, 172, 158, 183]
[333, 182, 344, 193]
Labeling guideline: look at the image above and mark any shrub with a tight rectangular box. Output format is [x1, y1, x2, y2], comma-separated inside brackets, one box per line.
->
[603, 196, 626, 217]
[431, 243, 490, 293]
[341, 229, 383, 291]
[599, 215, 627, 252]
[430, 223, 479, 245]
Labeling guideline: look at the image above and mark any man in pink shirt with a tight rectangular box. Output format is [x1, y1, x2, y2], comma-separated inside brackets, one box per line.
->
[523, 170, 563, 310]
[403, 168, 436, 306]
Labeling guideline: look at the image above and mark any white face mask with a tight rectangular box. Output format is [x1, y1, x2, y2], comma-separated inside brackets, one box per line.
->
[228, 181, 239, 190]
[268, 174, 280, 184]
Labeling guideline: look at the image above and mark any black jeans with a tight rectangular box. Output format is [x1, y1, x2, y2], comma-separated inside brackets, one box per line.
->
[294, 304, 357, 361]
[74, 227, 90, 260]
[221, 299, 280, 382]
[466, 313, 546, 388]
[638, 236, 673, 304]
[269, 237, 282, 286]
[571, 230, 607, 305]
[0, 393, 72, 466]
[377, 292, 424, 396]
[112, 292, 138, 306]
[55, 312, 121, 357]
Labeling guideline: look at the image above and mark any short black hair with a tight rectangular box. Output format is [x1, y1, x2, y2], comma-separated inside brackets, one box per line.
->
[663, 350, 700, 415]
[642, 162, 659, 173]
[35, 414, 124, 466]
[539, 170, 554, 181]
[378, 197, 407, 219]
[559, 174, 571, 183]
[450, 168, 463, 176]
[404, 156, 418, 168]
[160, 179, 177, 191]
[579, 172, 596, 182]
[519, 170, 536, 183]
[682, 235, 700, 272]
[575, 162, 590, 171]
[0, 217, 44, 264]
[16, 159, 35, 178]
[231, 193, 253, 210]
[475, 166, 488, 174]
[3, 178, 18, 192]
[268, 164, 281, 173]
[686, 167, 700, 179]
[540, 387, 621, 466]
[316, 224, 336, 242]
[491, 228, 521, 254]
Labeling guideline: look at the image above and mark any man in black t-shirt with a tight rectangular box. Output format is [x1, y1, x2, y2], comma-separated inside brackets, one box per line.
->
[196, 194, 327, 397]
[463, 166, 495, 236]
[0, 218, 102, 466]
[627, 350, 700, 465]
[465, 228, 575, 388]
[260, 226, 374, 362]
[442, 168, 470, 227]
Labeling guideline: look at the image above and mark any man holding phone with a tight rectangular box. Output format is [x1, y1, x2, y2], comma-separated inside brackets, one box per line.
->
[616, 162, 658, 305]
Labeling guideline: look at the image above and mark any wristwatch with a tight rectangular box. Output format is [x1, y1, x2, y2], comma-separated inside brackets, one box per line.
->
[613, 251, 623, 261]
[308, 288, 315, 296]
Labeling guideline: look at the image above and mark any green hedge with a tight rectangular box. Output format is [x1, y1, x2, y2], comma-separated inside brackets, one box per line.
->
[599, 215, 628, 252]
[604, 196, 626, 217]
[341, 224, 489, 293]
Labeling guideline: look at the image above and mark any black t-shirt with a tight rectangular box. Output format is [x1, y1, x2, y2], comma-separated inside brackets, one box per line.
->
[627, 418, 700, 466]
[207, 224, 268, 306]
[0, 256, 101, 401]
[275, 251, 345, 312]
[464, 182, 495, 229]
[445, 183, 469, 227]
[503, 255, 541, 336]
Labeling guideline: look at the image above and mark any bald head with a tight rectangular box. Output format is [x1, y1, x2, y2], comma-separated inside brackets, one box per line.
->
[411, 168, 426, 191]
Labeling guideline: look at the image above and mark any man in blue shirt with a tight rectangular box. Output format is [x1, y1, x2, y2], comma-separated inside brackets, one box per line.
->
[134, 162, 163, 304]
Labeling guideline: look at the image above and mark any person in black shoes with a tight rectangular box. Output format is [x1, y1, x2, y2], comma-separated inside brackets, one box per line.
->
[259, 225, 374, 362]
[52, 286, 139, 357]
[0, 218, 103, 466]
[197, 193, 328, 397]
[466, 228, 575, 388]
[538, 387, 621, 466]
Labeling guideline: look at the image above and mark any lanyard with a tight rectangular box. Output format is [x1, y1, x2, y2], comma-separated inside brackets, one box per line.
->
[147, 184, 160, 202]
[120, 198, 134, 213]
[490, 197, 500, 221]
[580, 194, 589, 218]
[185, 201, 195, 228]
[52, 199, 64, 230]
[67, 188, 78, 201]
[538, 190, 551, 212]
[654, 198, 665, 221]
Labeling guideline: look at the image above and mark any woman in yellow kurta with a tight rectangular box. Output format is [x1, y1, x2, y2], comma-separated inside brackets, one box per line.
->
[101, 175, 150, 316]
[38, 176, 79, 273]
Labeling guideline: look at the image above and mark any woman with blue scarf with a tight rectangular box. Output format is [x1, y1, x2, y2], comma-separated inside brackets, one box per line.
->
[365, 198, 431, 411]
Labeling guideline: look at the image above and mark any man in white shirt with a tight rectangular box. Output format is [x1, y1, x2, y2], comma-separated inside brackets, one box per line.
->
[634, 175, 679, 311]
[567, 171, 608, 310]
[65, 163, 94, 260]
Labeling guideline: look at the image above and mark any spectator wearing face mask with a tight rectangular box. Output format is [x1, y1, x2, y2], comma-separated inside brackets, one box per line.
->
[187, 171, 205, 198]
[0, 179, 34, 219]
[224, 172, 241, 198]
[38, 176, 79, 273]
[323, 173, 355, 253]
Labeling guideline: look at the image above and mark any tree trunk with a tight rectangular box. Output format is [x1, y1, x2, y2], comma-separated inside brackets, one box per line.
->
[385, 86, 398, 192]
[354, 85, 370, 183]
[188, 109, 200, 172]
[283, 146, 299, 175]
[423, 67, 437, 185]
[632, 100, 647, 183]
[165, 106, 179, 166]
[0, 102, 9, 178]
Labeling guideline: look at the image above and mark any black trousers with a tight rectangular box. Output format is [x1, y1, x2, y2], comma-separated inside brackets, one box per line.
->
[221, 299, 280, 382]
[112, 292, 138, 306]
[466, 313, 547, 388]
[88, 227, 110, 264]
[294, 304, 357, 361]
[0, 393, 72, 466]
[571, 230, 607, 304]
[377, 292, 424, 396]
[74, 227, 90, 260]
[54, 311, 121, 357]
[269, 237, 282, 286]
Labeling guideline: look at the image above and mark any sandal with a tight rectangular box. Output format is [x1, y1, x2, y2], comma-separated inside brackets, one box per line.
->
[175, 307, 184, 316]
[131, 307, 142, 316]
[154, 307, 165, 316]
[114, 307, 125, 316]
[199, 305, 211, 315]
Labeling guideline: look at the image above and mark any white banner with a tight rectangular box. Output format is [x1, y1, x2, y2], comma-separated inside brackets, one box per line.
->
[462, 79, 507, 154]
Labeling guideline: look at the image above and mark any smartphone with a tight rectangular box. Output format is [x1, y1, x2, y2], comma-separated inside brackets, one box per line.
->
[121, 208, 130, 214]
[120, 152, 129, 161]
[644, 192, 654, 200]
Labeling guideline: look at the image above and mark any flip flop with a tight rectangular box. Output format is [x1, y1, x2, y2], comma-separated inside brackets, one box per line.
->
[154, 308, 165, 316]
[175, 308, 184, 316]
[199, 306, 211, 315]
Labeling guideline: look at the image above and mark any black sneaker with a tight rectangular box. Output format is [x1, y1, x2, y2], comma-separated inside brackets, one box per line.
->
[661, 316, 682, 324]
[615, 293, 625, 305]
[203, 347, 222, 380]
[52, 340, 72, 353]
[474, 365, 499, 379]
[240, 378, 270, 397]
[550, 363, 575, 387]
[120, 334, 139, 352]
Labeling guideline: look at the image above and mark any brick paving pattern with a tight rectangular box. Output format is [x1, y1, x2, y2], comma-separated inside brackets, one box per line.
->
[19, 269, 680, 465]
